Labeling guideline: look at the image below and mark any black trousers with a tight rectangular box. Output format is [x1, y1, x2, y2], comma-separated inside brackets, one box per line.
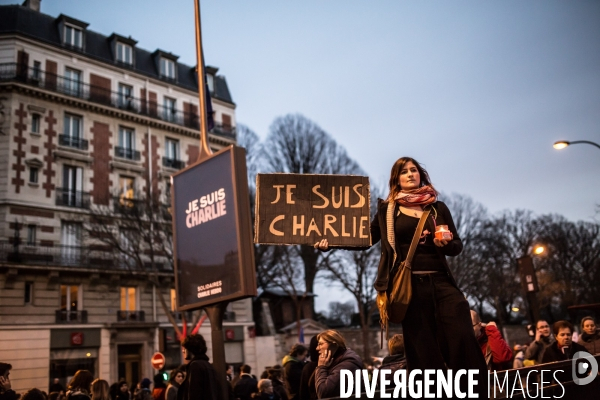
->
[402, 273, 489, 398]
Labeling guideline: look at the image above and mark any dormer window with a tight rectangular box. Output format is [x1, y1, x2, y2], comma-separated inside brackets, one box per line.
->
[206, 74, 214, 93]
[160, 58, 175, 79]
[65, 25, 83, 48]
[116, 43, 133, 64]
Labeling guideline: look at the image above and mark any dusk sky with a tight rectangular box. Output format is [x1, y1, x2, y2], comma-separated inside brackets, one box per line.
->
[4, 0, 599, 310]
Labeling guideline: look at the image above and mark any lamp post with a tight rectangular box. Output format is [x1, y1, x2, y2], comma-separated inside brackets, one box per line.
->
[553, 140, 600, 151]
[518, 245, 545, 324]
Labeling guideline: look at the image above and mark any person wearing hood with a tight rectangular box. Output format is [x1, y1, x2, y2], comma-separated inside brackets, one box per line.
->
[299, 336, 319, 400]
[524, 320, 554, 364]
[577, 316, 600, 355]
[313, 330, 363, 399]
[471, 311, 512, 371]
[282, 344, 307, 400]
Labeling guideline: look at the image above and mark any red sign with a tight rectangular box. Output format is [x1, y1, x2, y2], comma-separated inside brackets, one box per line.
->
[151, 352, 166, 370]
[225, 329, 235, 340]
[70, 332, 84, 346]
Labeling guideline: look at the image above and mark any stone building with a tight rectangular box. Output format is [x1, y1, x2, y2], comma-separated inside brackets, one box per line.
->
[0, 1, 257, 393]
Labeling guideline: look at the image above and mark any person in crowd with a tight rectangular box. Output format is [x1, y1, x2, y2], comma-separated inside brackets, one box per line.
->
[379, 334, 407, 374]
[233, 365, 258, 400]
[266, 369, 287, 400]
[251, 379, 280, 400]
[66, 370, 94, 400]
[299, 336, 319, 400]
[165, 368, 184, 400]
[315, 157, 489, 396]
[21, 389, 47, 400]
[114, 381, 130, 400]
[91, 380, 110, 400]
[0, 363, 17, 400]
[471, 310, 513, 370]
[225, 365, 234, 384]
[313, 330, 363, 399]
[50, 379, 65, 395]
[259, 368, 270, 381]
[577, 316, 600, 355]
[524, 320, 554, 364]
[282, 344, 307, 400]
[151, 374, 166, 400]
[512, 345, 527, 369]
[178, 334, 218, 400]
[48, 392, 63, 400]
[542, 320, 587, 363]
[133, 379, 151, 400]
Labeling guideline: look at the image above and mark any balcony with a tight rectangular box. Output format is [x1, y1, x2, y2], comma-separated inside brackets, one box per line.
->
[0, 241, 173, 272]
[162, 158, 185, 170]
[0, 63, 234, 139]
[59, 134, 89, 150]
[56, 188, 91, 209]
[115, 146, 141, 161]
[117, 310, 145, 322]
[55, 310, 88, 323]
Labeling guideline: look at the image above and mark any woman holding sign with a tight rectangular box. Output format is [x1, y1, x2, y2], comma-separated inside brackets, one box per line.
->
[315, 157, 487, 395]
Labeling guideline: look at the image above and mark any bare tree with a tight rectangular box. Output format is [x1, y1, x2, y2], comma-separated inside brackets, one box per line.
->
[85, 193, 202, 339]
[328, 301, 356, 326]
[263, 114, 364, 313]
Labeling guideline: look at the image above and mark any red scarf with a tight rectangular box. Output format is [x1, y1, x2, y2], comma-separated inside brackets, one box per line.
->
[395, 185, 437, 206]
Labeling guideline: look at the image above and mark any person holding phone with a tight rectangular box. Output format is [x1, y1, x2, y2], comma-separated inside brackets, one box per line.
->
[315, 157, 488, 396]
[313, 330, 362, 399]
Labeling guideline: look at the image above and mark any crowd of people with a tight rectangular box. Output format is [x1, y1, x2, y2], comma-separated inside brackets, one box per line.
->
[1, 316, 599, 400]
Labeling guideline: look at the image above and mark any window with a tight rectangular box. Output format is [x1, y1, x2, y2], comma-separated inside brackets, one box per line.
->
[163, 97, 176, 122]
[60, 166, 84, 208]
[120, 287, 137, 311]
[65, 25, 83, 48]
[32, 61, 42, 81]
[170, 288, 177, 312]
[26, 225, 36, 245]
[118, 127, 136, 159]
[64, 68, 82, 97]
[61, 222, 82, 263]
[118, 83, 134, 109]
[207, 74, 214, 93]
[60, 285, 80, 311]
[119, 176, 135, 207]
[63, 114, 83, 148]
[116, 42, 133, 64]
[165, 138, 179, 160]
[24, 282, 33, 304]
[31, 113, 41, 134]
[160, 58, 175, 79]
[29, 167, 39, 184]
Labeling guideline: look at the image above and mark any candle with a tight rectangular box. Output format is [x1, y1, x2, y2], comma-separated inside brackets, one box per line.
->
[435, 225, 452, 241]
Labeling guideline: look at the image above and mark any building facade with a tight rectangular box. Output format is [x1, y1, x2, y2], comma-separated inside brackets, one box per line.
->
[0, 1, 257, 393]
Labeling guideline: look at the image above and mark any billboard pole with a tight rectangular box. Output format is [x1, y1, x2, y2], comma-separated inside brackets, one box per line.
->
[193, 2, 227, 399]
[194, 0, 213, 162]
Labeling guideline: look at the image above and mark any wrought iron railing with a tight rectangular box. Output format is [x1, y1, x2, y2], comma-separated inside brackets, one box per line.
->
[162, 158, 185, 170]
[0, 63, 235, 139]
[55, 310, 88, 323]
[115, 146, 141, 161]
[55, 188, 91, 209]
[58, 134, 89, 150]
[117, 310, 145, 322]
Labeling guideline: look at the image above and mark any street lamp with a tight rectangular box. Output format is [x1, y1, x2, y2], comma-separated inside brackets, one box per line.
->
[553, 140, 600, 150]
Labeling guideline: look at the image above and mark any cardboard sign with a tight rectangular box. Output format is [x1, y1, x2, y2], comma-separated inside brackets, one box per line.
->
[172, 146, 256, 311]
[254, 174, 371, 247]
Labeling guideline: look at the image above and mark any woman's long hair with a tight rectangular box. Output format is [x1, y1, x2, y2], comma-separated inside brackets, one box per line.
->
[387, 157, 437, 202]
[91, 380, 110, 400]
[68, 370, 94, 394]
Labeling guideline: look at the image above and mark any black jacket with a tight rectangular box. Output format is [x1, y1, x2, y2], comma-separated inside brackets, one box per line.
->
[541, 341, 588, 364]
[371, 200, 462, 292]
[379, 354, 407, 373]
[233, 375, 258, 400]
[177, 356, 219, 400]
[314, 348, 363, 399]
[283, 357, 304, 400]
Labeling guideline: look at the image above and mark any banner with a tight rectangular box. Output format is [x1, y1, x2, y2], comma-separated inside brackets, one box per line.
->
[254, 174, 371, 247]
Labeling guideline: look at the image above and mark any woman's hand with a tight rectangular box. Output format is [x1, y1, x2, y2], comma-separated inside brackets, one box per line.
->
[318, 349, 332, 367]
[433, 233, 452, 247]
[314, 239, 330, 251]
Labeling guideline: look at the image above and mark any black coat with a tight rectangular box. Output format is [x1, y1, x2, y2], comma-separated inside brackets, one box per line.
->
[233, 375, 258, 400]
[371, 200, 462, 292]
[283, 358, 304, 400]
[177, 356, 219, 400]
[541, 341, 588, 363]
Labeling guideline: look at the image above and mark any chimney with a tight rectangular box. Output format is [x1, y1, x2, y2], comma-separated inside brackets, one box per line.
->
[22, 0, 41, 12]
